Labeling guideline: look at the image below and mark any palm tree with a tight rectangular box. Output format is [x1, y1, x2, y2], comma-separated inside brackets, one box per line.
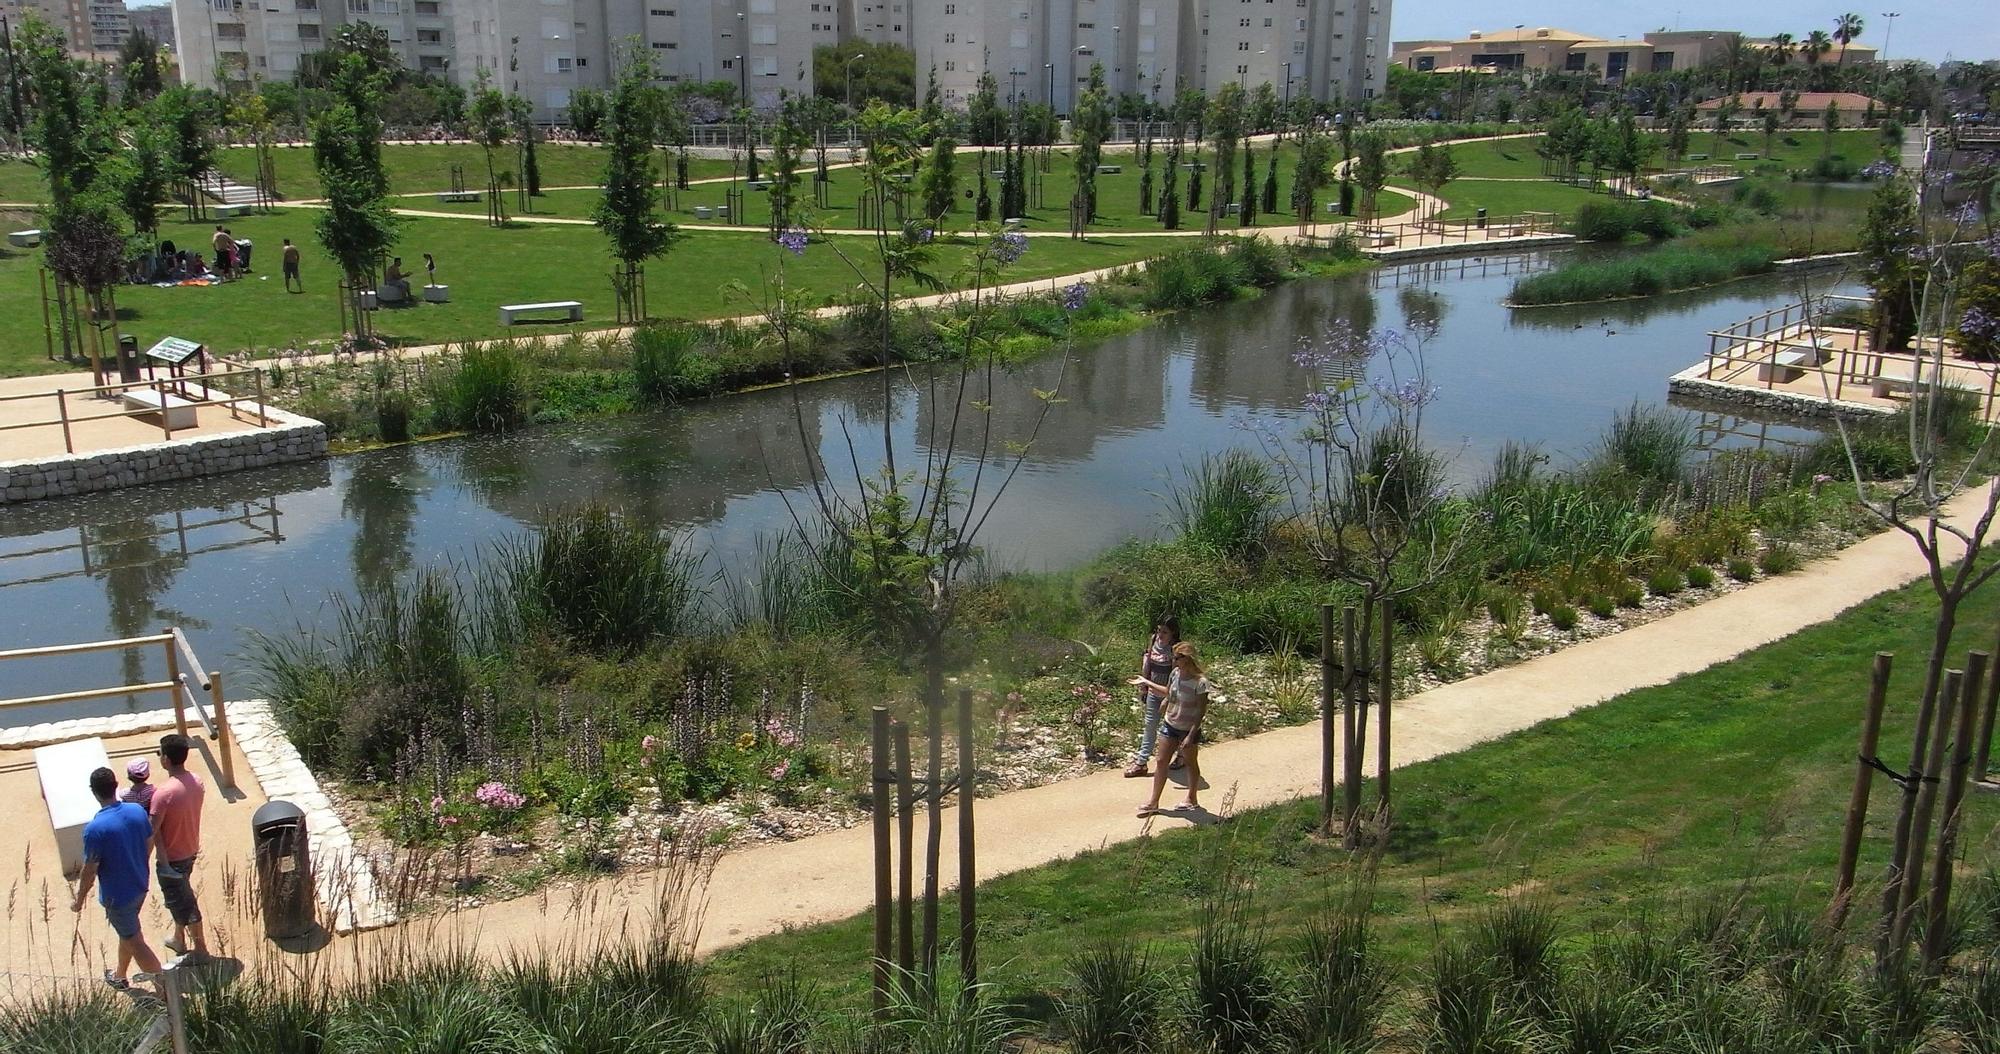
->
[1803, 30, 1834, 68]
[1833, 13, 1864, 66]
[1768, 32, 1796, 67]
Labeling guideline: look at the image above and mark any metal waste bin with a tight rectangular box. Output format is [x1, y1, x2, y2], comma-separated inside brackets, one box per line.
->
[116, 335, 142, 383]
[252, 800, 315, 939]
[1476, 207, 1488, 230]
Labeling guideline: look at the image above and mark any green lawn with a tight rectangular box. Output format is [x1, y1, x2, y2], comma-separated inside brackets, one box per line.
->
[1409, 176, 1605, 221]
[0, 210, 1175, 373]
[1442, 129, 1888, 182]
[1442, 135, 1551, 179]
[211, 143, 742, 202]
[707, 566, 2000, 1004]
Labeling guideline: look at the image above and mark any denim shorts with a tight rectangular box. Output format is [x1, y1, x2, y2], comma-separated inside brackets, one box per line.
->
[1161, 723, 1200, 745]
[157, 856, 201, 927]
[102, 896, 144, 940]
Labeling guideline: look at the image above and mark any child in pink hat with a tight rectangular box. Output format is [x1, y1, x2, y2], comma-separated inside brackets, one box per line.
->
[120, 758, 154, 810]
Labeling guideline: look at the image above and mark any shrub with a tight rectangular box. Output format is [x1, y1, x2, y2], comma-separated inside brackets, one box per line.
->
[1595, 402, 1694, 489]
[1289, 904, 1391, 1052]
[1548, 605, 1580, 631]
[1686, 565, 1717, 589]
[1571, 199, 1684, 242]
[1187, 901, 1285, 1054]
[1616, 581, 1645, 608]
[1529, 589, 1563, 617]
[1061, 943, 1159, 1054]
[498, 504, 704, 654]
[1587, 595, 1616, 618]
[375, 391, 412, 443]
[1511, 245, 1778, 306]
[631, 323, 717, 401]
[1145, 245, 1247, 310]
[1647, 568, 1685, 596]
[1485, 587, 1526, 625]
[1227, 236, 1291, 288]
[1168, 451, 1281, 561]
[449, 343, 529, 432]
[1727, 557, 1756, 582]
[1760, 542, 1803, 575]
[1423, 939, 1527, 1052]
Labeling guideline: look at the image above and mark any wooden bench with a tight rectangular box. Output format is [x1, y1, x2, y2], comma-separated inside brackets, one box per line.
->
[214, 203, 253, 219]
[435, 191, 482, 203]
[7, 228, 41, 248]
[35, 738, 112, 877]
[117, 387, 199, 429]
[499, 300, 583, 325]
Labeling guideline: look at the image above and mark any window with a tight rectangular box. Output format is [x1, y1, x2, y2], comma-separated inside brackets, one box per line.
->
[415, 0, 437, 12]
[1296, 18, 1305, 30]
[544, 53, 572, 73]
[419, 55, 446, 70]
[1238, 17, 1250, 26]
[944, 59, 955, 70]
[750, 23, 776, 44]
[216, 21, 246, 37]
[1077, 21, 1093, 29]
[541, 17, 564, 37]
[721, 57, 734, 69]
[755, 55, 777, 76]
[1140, 6, 1155, 26]
[1563, 52, 1585, 71]
[749, 0, 774, 11]
[1237, 41, 1250, 50]
[1236, 63, 1248, 74]
[298, 23, 319, 38]
[293, 0, 315, 9]
[344, 0, 366, 11]
[256, 55, 266, 67]
[651, 40, 670, 48]
[417, 28, 440, 42]
[649, 7, 668, 13]
[943, 2, 954, 11]
[944, 31, 954, 42]
[1263, 17, 1272, 26]
[1293, 41, 1304, 53]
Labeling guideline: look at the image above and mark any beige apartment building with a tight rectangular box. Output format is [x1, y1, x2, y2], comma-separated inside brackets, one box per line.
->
[1390, 26, 1869, 83]
[5, 0, 131, 59]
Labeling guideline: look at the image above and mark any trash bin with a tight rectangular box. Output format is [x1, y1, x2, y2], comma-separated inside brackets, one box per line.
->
[1476, 208, 1488, 230]
[116, 335, 142, 384]
[252, 800, 315, 939]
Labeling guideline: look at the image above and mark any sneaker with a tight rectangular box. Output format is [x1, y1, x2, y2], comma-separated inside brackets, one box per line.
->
[102, 971, 129, 991]
[163, 936, 186, 956]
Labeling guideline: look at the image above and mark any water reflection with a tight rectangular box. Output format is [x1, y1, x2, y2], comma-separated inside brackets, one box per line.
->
[0, 253, 1848, 707]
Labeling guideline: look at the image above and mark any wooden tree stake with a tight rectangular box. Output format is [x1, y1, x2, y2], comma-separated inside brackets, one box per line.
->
[1892, 668, 1963, 953]
[1342, 605, 1362, 849]
[957, 688, 977, 987]
[1377, 598, 1393, 818]
[1923, 652, 1985, 972]
[1832, 652, 1893, 928]
[870, 706, 892, 1017]
[1319, 603, 1337, 832]
[894, 720, 915, 982]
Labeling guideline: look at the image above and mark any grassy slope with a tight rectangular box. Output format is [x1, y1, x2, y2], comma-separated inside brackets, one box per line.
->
[708, 568, 2000, 1006]
[1443, 129, 1887, 179]
[0, 211, 1170, 373]
[1412, 177, 1604, 221]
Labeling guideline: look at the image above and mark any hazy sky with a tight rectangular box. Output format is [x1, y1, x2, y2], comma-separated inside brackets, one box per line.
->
[1392, 2, 1990, 65]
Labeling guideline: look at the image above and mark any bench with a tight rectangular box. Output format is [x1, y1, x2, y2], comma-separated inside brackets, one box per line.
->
[118, 387, 199, 429]
[35, 738, 112, 877]
[1757, 349, 1819, 383]
[214, 203, 253, 219]
[1355, 228, 1397, 248]
[1685, 152, 1710, 161]
[1870, 368, 1942, 399]
[748, 180, 772, 191]
[423, 283, 450, 303]
[1096, 164, 1122, 174]
[693, 205, 714, 219]
[1734, 153, 1759, 161]
[435, 191, 482, 203]
[499, 300, 584, 325]
[1002, 217, 1025, 229]
[7, 228, 41, 248]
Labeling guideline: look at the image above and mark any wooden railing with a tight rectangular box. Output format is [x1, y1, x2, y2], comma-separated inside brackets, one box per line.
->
[1340, 211, 1569, 250]
[0, 364, 271, 455]
[0, 629, 237, 788]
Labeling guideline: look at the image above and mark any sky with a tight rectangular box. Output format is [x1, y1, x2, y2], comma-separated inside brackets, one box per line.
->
[1391, 2, 1992, 65]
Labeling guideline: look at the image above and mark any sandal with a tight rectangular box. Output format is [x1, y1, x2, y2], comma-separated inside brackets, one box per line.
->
[1137, 804, 1160, 818]
[1123, 763, 1149, 778]
[1170, 756, 1186, 770]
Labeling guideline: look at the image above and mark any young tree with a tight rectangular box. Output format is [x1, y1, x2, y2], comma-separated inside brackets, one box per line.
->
[1760, 106, 1781, 157]
[1206, 83, 1246, 228]
[154, 86, 214, 220]
[974, 152, 992, 221]
[1664, 104, 1692, 162]
[966, 70, 1004, 146]
[1159, 129, 1182, 229]
[1605, 110, 1654, 189]
[1261, 140, 1280, 216]
[1290, 123, 1333, 226]
[1239, 130, 1258, 227]
[118, 120, 171, 236]
[1406, 140, 1458, 202]
[768, 94, 809, 234]
[1070, 63, 1111, 225]
[514, 95, 542, 197]
[312, 104, 399, 338]
[468, 70, 512, 225]
[567, 86, 608, 138]
[593, 48, 682, 323]
[916, 134, 957, 230]
[1137, 125, 1155, 216]
[918, 63, 944, 136]
[1821, 99, 1843, 165]
[1860, 176, 1920, 354]
[1352, 131, 1389, 222]
[118, 30, 164, 103]
[1711, 94, 1741, 155]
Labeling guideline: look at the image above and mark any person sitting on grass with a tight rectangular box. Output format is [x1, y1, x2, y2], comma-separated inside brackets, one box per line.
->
[1131, 642, 1212, 818]
[71, 766, 166, 991]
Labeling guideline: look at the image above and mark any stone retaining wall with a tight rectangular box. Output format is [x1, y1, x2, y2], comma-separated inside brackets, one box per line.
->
[1667, 367, 1895, 422]
[0, 392, 325, 505]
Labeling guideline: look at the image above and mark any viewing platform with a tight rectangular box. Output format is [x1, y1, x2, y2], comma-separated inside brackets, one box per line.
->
[1668, 294, 2000, 423]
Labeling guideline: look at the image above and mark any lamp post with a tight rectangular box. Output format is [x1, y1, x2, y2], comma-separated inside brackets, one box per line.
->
[736, 54, 747, 103]
[845, 51, 866, 113]
[1044, 61, 1054, 112]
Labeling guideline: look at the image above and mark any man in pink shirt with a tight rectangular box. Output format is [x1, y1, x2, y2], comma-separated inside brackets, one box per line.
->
[149, 734, 210, 963]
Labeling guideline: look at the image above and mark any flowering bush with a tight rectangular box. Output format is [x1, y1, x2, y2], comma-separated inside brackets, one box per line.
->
[1956, 259, 2000, 363]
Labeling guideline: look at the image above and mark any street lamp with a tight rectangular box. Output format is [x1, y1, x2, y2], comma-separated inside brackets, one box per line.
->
[845, 50, 867, 112]
[1044, 61, 1054, 111]
[736, 54, 747, 103]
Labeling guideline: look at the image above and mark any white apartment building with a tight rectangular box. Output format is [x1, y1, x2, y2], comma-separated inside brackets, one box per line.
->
[919, 0, 1384, 117]
[4, 0, 132, 59]
[172, 0, 452, 90]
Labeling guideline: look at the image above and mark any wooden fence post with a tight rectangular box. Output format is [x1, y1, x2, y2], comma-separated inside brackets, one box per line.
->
[957, 688, 977, 988]
[1832, 652, 1893, 927]
[163, 639, 184, 736]
[1341, 605, 1362, 849]
[1377, 598, 1393, 818]
[1923, 653, 1984, 972]
[870, 707, 892, 1019]
[894, 721, 915, 983]
[160, 965, 190, 1054]
[1892, 668, 1963, 953]
[209, 671, 237, 790]
[1319, 604, 1337, 832]
[1977, 627, 2000, 782]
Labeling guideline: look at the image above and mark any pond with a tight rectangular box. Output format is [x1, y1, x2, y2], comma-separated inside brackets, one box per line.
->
[0, 250, 1852, 715]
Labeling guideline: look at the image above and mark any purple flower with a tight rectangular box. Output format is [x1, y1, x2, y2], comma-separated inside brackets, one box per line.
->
[993, 230, 1029, 264]
[1303, 390, 1334, 412]
[1371, 376, 1440, 410]
[1860, 160, 1898, 180]
[777, 227, 809, 256]
[1061, 281, 1089, 311]
[1961, 306, 2000, 342]
[908, 225, 935, 244]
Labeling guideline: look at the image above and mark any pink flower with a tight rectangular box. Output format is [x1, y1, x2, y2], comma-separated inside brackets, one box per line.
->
[474, 781, 526, 811]
[439, 814, 460, 828]
[768, 760, 791, 781]
[429, 795, 445, 814]
[642, 734, 660, 755]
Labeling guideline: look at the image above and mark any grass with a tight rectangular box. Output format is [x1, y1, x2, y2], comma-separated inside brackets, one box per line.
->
[1408, 176, 1603, 222]
[0, 209, 1173, 374]
[1509, 243, 1779, 306]
[706, 563, 2000, 1004]
[1443, 129, 1887, 181]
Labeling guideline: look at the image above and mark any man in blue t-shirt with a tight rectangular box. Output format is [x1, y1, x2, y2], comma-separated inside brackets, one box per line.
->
[70, 766, 165, 990]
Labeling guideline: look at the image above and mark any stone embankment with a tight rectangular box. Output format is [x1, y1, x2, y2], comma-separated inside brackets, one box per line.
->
[0, 396, 325, 505]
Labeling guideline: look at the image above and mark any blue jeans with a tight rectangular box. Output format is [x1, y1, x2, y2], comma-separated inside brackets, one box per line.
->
[1135, 691, 1163, 764]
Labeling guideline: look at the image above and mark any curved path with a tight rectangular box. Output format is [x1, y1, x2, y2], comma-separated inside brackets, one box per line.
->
[298, 484, 1989, 969]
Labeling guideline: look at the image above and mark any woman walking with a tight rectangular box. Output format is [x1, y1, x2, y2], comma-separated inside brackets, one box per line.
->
[1132, 642, 1211, 817]
[1124, 618, 1180, 778]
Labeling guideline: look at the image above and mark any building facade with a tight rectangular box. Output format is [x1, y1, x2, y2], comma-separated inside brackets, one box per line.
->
[127, 1, 175, 46]
[172, 0, 452, 90]
[1391, 26, 1875, 84]
[7, 0, 131, 59]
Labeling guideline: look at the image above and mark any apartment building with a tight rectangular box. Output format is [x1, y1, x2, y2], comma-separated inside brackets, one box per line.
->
[920, 0, 1383, 116]
[4, 0, 131, 59]
[172, 0, 452, 89]
[127, 2, 175, 46]
[1390, 26, 1864, 83]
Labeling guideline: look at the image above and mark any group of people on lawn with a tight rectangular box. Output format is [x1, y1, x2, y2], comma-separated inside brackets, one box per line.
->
[1126, 617, 1212, 818]
[71, 733, 211, 991]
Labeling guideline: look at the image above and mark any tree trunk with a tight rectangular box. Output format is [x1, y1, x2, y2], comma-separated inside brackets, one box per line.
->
[1879, 594, 1959, 962]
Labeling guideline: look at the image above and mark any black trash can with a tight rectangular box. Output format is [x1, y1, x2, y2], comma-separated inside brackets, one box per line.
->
[1476, 207, 1489, 230]
[252, 800, 315, 939]
[116, 335, 142, 384]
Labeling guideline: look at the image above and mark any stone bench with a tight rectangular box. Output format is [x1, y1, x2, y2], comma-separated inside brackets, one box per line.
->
[1003, 217, 1025, 229]
[499, 300, 583, 325]
[749, 180, 772, 191]
[1870, 368, 1941, 399]
[1355, 228, 1397, 248]
[118, 387, 199, 429]
[1757, 349, 1820, 383]
[435, 191, 482, 203]
[423, 283, 450, 303]
[1734, 153, 1759, 161]
[1096, 164, 1122, 174]
[1685, 153, 1710, 161]
[35, 737, 111, 877]
[8, 228, 42, 248]
[214, 203, 254, 219]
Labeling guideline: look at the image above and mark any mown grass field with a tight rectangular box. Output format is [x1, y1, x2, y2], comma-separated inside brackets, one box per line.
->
[0, 209, 1174, 374]
[1411, 176, 1605, 221]
[1442, 128, 1890, 180]
[708, 565, 2000, 1007]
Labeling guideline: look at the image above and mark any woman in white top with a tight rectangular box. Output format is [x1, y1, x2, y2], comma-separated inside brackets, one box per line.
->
[1130, 642, 1211, 817]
